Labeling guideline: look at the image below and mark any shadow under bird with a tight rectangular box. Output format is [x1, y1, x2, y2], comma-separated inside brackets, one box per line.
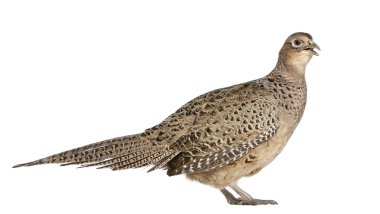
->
[14, 32, 320, 206]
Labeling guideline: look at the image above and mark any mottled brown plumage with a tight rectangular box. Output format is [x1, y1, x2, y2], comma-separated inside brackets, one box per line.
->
[13, 32, 319, 206]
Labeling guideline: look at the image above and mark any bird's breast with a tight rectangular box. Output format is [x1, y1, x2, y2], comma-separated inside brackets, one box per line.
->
[243, 121, 296, 175]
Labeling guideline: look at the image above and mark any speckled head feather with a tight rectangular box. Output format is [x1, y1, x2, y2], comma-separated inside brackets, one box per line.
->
[288, 32, 313, 40]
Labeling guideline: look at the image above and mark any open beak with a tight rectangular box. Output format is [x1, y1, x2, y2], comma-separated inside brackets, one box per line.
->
[304, 41, 320, 56]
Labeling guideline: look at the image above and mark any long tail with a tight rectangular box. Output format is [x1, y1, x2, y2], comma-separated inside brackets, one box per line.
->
[13, 134, 173, 171]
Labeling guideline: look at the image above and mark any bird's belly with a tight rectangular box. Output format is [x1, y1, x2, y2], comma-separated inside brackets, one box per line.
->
[186, 125, 295, 188]
[243, 126, 294, 176]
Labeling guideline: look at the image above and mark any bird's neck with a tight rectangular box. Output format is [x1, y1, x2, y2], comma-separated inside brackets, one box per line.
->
[261, 57, 308, 123]
[274, 53, 308, 83]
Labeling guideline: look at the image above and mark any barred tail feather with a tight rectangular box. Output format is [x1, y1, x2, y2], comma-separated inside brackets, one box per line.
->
[147, 152, 178, 172]
[80, 147, 164, 169]
[13, 134, 154, 168]
[106, 150, 164, 170]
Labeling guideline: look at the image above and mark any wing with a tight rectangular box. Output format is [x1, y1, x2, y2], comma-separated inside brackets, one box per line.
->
[160, 82, 280, 175]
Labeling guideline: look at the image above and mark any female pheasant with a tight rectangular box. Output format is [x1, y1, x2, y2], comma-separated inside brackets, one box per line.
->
[14, 32, 319, 206]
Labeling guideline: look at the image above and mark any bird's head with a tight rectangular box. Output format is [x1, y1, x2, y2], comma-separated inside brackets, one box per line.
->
[277, 32, 320, 73]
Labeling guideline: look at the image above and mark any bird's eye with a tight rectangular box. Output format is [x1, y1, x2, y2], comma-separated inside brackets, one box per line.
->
[292, 39, 302, 47]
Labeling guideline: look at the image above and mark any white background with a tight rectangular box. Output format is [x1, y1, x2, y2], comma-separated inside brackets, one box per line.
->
[1, 1, 379, 213]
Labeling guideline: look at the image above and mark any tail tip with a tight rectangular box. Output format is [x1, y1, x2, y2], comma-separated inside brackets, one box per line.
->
[12, 163, 25, 168]
[12, 161, 40, 168]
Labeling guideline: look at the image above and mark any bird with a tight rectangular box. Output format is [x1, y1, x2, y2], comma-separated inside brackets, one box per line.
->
[13, 32, 319, 206]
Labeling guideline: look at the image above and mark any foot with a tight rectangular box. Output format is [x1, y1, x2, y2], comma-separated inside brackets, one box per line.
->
[229, 198, 278, 206]
[221, 188, 278, 206]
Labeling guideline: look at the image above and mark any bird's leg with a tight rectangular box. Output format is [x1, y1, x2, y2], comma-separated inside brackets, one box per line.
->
[220, 184, 278, 206]
[230, 183, 253, 200]
[220, 188, 242, 205]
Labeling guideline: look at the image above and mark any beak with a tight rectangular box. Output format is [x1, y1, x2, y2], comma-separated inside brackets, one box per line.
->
[306, 41, 321, 56]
